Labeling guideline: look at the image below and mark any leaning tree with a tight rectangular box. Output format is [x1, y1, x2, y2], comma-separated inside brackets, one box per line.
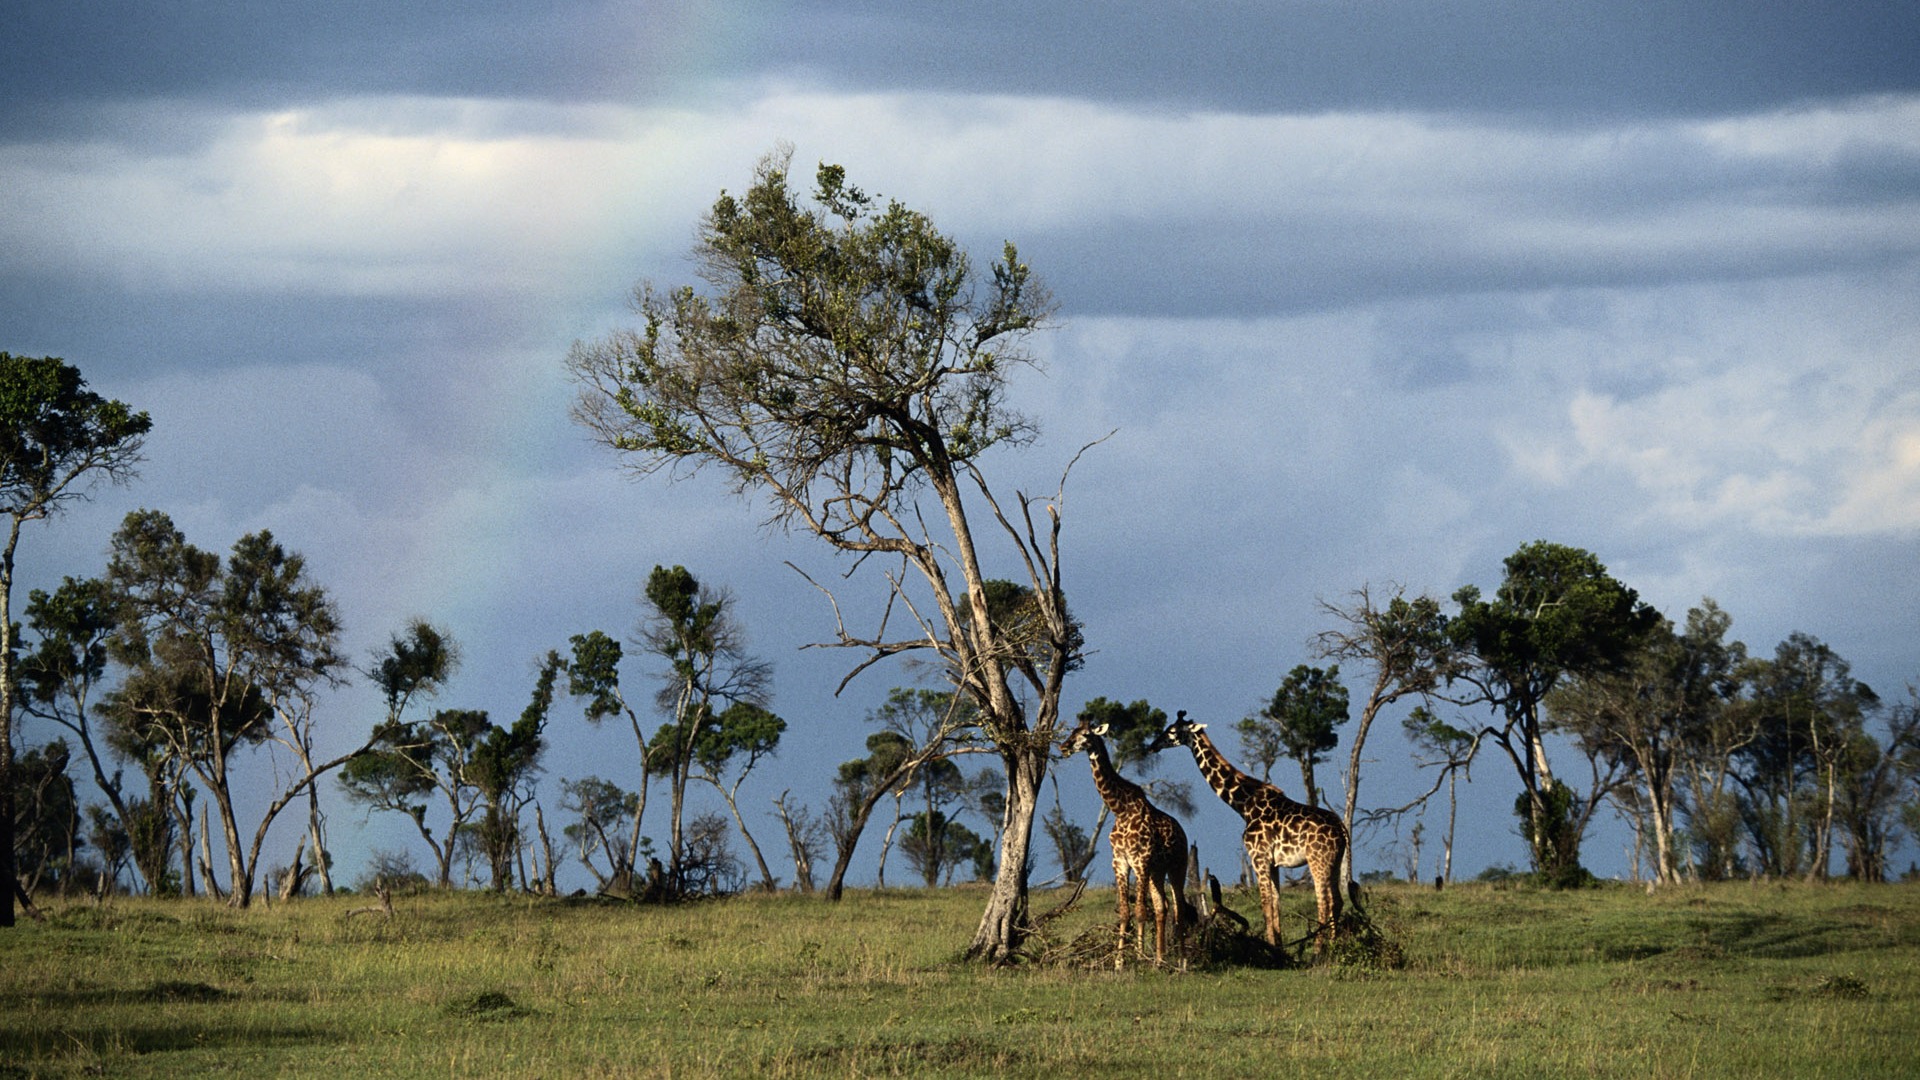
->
[1310, 585, 1462, 889]
[569, 148, 1079, 961]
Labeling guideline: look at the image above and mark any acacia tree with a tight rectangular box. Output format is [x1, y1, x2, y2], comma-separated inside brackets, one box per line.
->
[1311, 586, 1460, 888]
[1731, 633, 1879, 879]
[1400, 707, 1480, 884]
[1450, 541, 1659, 884]
[1240, 665, 1348, 808]
[0, 353, 150, 925]
[101, 510, 354, 908]
[902, 810, 991, 886]
[339, 712, 509, 891]
[772, 789, 826, 893]
[822, 687, 975, 901]
[470, 653, 561, 892]
[560, 777, 640, 889]
[565, 630, 655, 888]
[1835, 684, 1920, 881]
[827, 731, 915, 897]
[569, 150, 1075, 960]
[863, 688, 974, 888]
[634, 565, 771, 894]
[16, 576, 171, 892]
[336, 622, 474, 887]
[11, 741, 81, 895]
[673, 701, 786, 892]
[1546, 600, 1746, 885]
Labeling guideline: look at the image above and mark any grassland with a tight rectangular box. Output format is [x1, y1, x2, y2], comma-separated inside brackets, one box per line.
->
[2, 879, 1916, 1078]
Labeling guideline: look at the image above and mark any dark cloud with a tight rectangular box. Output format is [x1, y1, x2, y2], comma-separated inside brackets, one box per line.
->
[795, 1, 1920, 119]
[7, 0, 1917, 139]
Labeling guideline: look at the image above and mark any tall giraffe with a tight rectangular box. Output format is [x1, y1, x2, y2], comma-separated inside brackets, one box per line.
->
[1152, 711, 1350, 950]
[1058, 717, 1196, 967]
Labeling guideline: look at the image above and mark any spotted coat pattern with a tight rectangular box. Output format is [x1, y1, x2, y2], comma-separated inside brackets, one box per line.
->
[1059, 719, 1194, 966]
[1165, 716, 1348, 949]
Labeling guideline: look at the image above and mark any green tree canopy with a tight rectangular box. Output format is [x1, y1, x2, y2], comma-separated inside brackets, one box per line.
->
[1451, 540, 1660, 881]
[0, 353, 149, 925]
[569, 149, 1072, 961]
[1238, 664, 1349, 807]
[100, 510, 348, 908]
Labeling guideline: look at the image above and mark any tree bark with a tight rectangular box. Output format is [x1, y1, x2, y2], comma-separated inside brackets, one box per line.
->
[716, 783, 778, 892]
[965, 744, 1046, 963]
[1, 527, 21, 926]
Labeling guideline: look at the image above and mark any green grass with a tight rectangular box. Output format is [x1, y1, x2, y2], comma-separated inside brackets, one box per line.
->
[2, 880, 1917, 1077]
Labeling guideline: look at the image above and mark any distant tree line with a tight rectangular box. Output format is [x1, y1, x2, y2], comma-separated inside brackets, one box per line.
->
[1179, 542, 1920, 891]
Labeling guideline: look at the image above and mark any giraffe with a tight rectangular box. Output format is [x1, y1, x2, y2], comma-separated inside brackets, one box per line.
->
[1058, 717, 1197, 967]
[1151, 711, 1351, 951]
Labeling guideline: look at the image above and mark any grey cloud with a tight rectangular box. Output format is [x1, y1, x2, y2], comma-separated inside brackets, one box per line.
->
[7, 0, 1917, 141]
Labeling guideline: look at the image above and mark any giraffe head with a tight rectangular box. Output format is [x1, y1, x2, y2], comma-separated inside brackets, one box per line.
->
[1146, 710, 1205, 754]
[1056, 718, 1109, 758]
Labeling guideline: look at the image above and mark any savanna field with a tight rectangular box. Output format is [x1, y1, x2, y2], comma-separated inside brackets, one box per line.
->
[2, 880, 1917, 1078]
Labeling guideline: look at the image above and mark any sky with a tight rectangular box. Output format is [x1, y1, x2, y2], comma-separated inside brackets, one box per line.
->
[3, 1, 1918, 894]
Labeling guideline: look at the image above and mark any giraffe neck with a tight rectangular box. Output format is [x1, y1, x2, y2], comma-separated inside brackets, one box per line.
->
[1085, 734, 1148, 815]
[1187, 729, 1261, 816]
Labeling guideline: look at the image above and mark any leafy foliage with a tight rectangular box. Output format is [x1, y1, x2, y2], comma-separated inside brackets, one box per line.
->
[1238, 664, 1348, 806]
[569, 148, 1071, 959]
[1451, 541, 1660, 878]
[98, 510, 347, 907]
[0, 353, 150, 925]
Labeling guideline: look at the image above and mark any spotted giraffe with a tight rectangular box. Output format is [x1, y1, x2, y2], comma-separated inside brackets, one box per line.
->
[1058, 717, 1196, 966]
[1151, 711, 1351, 950]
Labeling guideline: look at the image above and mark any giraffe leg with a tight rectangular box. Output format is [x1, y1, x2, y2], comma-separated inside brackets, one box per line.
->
[1249, 846, 1281, 947]
[1310, 847, 1341, 951]
[1328, 834, 1346, 930]
[1312, 870, 1333, 952]
[1168, 874, 1193, 939]
[1134, 871, 1153, 961]
[1146, 875, 1168, 964]
[1113, 855, 1129, 970]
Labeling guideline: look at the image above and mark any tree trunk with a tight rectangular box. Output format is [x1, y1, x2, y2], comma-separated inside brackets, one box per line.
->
[0, 537, 18, 927]
[1648, 776, 1679, 885]
[718, 784, 777, 892]
[211, 774, 252, 908]
[624, 757, 651, 882]
[198, 811, 223, 899]
[308, 804, 333, 897]
[1338, 680, 1388, 898]
[278, 833, 308, 902]
[824, 783, 894, 902]
[533, 802, 557, 896]
[773, 791, 815, 894]
[965, 745, 1045, 963]
[876, 795, 903, 889]
[173, 778, 198, 897]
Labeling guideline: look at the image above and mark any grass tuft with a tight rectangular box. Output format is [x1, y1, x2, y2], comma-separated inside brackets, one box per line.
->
[1812, 972, 1870, 999]
[140, 980, 225, 1003]
[444, 989, 534, 1020]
